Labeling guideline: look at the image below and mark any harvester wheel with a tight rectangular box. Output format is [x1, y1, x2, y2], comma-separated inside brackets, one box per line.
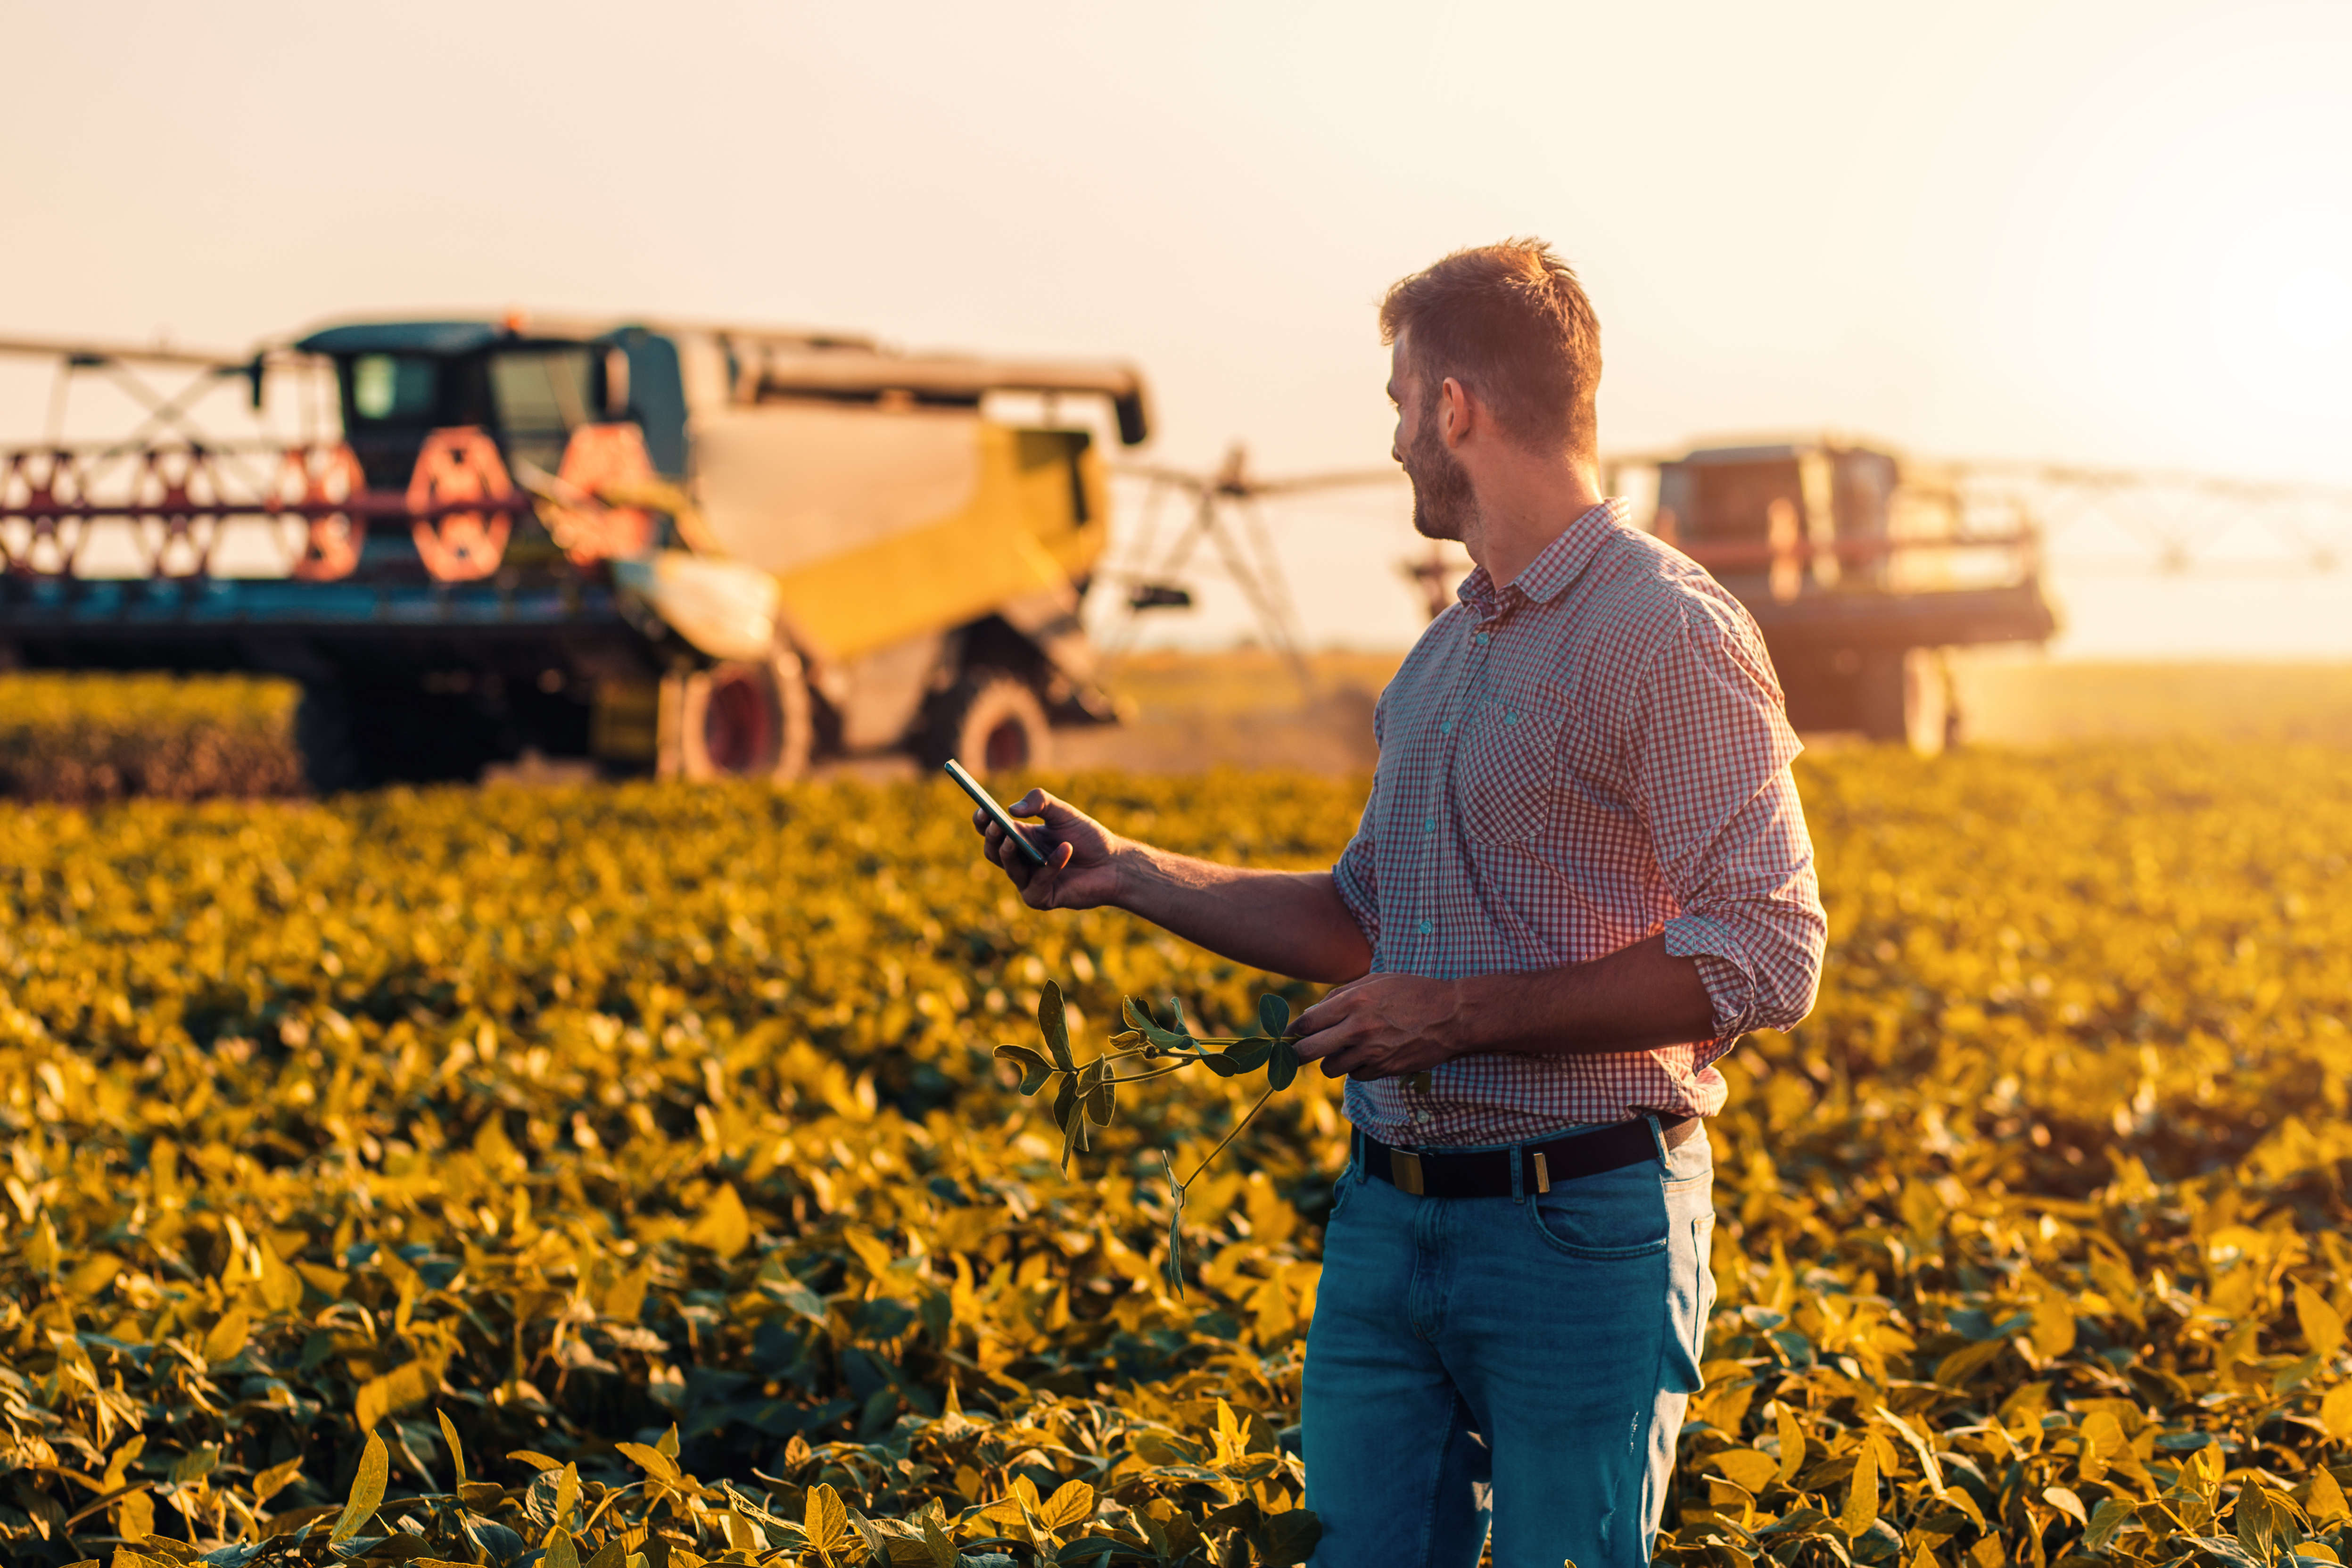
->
[924, 668, 1052, 775]
[1856, 647, 1951, 756]
[673, 649, 812, 782]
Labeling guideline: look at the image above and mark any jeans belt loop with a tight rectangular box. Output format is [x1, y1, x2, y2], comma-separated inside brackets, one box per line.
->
[1510, 1141, 1525, 1205]
[1645, 1112, 1667, 1164]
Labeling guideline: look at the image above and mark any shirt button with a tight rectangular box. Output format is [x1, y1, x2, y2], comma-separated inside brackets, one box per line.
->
[1477, 633, 1491, 646]
[1416, 919, 1434, 935]
[1423, 816, 1436, 831]
[1505, 711, 1518, 726]
[1440, 720, 1452, 735]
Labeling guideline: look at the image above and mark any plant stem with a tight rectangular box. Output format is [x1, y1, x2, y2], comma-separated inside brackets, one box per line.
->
[1107, 1065, 1194, 1086]
[1178, 1083, 1278, 1188]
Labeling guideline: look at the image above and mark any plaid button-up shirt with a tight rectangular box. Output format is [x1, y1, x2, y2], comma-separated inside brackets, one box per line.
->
[1332, 499, 1826, 1146]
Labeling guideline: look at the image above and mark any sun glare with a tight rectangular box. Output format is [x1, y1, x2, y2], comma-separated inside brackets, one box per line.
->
[2203, 210, 2352, 397]
[2029, 68, 2352, 471]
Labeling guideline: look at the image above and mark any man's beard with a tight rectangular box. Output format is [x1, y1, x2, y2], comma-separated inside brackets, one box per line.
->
[1403, 413, 1476, 543]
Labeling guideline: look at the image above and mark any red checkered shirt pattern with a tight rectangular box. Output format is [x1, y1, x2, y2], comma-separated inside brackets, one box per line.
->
[1331, 499, 1826, 1147]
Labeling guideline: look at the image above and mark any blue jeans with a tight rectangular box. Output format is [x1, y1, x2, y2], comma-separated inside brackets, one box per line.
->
[1301, 1122, 1716, 1568]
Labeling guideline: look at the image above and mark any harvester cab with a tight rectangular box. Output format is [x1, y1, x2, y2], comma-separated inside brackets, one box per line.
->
[1619, 438, 2059, 750]
[0, 314, 1152, 788]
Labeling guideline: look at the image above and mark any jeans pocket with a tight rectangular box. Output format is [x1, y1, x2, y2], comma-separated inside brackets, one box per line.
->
[1327, 1165, 1360, 1222]
[1527, 1170, 1671, 1260]
[1661, 1123, 1715, 1188]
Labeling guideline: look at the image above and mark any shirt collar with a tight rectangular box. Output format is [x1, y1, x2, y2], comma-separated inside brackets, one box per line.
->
[1455, 498, 1628, 618]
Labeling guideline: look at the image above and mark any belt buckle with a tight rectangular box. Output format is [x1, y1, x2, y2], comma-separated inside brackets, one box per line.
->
[1391, 1149, 1424, 1196]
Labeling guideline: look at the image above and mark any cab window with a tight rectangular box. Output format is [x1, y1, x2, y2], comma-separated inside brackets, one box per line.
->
[350, 354, 439, 423]
[490, 347, 593, 436]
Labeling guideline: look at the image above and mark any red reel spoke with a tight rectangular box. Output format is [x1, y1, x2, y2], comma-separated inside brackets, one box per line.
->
[407, 427, 515, 582]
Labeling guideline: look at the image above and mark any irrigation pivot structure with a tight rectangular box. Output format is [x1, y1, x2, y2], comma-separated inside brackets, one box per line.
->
[1102, 444, 1395, 685]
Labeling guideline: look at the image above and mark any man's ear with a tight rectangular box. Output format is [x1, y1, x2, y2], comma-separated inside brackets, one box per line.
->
[1438, 377, 1473, 448]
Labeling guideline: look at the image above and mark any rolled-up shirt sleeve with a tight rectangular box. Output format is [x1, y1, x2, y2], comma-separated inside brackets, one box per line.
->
[1331, 815, 1381, 951]
[1627, 598, 1827, 1062]
[1330, 687, 1387, 952]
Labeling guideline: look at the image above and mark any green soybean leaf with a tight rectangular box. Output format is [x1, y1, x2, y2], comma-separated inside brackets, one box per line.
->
[1269, 1035, 1301, 1090]
[994, 1044, 1056, 1096]
[332, 1430, 388, 1542]
[1223, 1039, 1273, 1072]
[436, 1408, 466, 1488]
[1055, 1070, 1091, 1167]
[1254, 1508, 1323, 1567]
[807, 1482, 851, 1552]
[1124, 995, 1194, 1052]
[1258, 993, 1291, 1040]
[1197, 1049, 1245, 1078]
[1086, 1072, 1116, 1128]
[616, 1441, 678, 1480]
[1038, 982, 1074, 1072]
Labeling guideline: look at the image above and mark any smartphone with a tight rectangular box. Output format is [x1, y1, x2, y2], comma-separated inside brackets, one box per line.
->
[943, 758, 1050, 866]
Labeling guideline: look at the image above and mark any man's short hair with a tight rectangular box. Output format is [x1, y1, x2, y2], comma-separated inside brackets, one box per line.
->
[1379, 239, 1602, 459]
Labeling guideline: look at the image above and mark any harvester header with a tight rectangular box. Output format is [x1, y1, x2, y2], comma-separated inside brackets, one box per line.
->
[0, 311, 1151, 787]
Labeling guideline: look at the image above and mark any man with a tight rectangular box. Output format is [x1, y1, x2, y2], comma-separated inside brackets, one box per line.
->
[969, 239, 1825, 1568]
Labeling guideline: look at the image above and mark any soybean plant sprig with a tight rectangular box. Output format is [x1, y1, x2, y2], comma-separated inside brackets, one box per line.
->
[993, 982, 1305, 1293]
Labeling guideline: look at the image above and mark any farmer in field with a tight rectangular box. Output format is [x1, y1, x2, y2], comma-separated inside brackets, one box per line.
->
[971, 239, 1826, 1568]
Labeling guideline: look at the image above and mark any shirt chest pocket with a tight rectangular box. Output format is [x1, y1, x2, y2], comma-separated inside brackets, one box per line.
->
[1452, 699, 1565, 844]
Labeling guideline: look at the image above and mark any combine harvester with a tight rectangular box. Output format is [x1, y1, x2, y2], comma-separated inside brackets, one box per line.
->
[0, 316, 1148, 786]
[1127, 437, 2351, 753]
[1116, 440, 2060, 753]
[1609, 441, 2058, 751]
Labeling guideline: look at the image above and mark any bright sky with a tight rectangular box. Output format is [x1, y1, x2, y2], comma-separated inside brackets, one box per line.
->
[4, 0, 2349, 657]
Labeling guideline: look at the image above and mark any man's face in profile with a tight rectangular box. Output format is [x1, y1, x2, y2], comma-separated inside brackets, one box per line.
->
[1389, 334, 1475, 544]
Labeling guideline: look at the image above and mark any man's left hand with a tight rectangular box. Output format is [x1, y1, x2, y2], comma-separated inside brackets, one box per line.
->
[1290, 974, 1466, 1081]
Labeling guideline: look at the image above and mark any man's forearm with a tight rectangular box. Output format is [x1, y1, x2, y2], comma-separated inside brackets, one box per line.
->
[1111, 844, 1371, 984]
[1453, 934, 1719, 1056]
[1286, 932, 1728, 1081]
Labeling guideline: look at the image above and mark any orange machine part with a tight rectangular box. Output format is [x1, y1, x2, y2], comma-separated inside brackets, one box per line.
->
[548, 422, 656, 565]
[407, 427, 514, 582]
[279, 444, 367, 581]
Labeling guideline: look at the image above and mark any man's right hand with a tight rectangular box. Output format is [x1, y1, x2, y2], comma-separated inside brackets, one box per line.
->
[966, 787, 1371, 984]
[973, 789, 1123, 911]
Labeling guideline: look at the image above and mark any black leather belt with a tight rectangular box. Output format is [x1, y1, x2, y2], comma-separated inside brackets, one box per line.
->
[1355, 1115, 1697, 1198]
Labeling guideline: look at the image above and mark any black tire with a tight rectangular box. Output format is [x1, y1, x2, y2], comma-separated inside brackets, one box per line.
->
[674, 650, 813, 781]
[293, 681, 376, 795]
[297, 676, 583, 792]
[921, 667, 1052, 774]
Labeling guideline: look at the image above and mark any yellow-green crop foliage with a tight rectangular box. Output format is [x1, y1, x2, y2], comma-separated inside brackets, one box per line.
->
[1, 746, 2350, 1567]
[0, 672, 300, 803]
